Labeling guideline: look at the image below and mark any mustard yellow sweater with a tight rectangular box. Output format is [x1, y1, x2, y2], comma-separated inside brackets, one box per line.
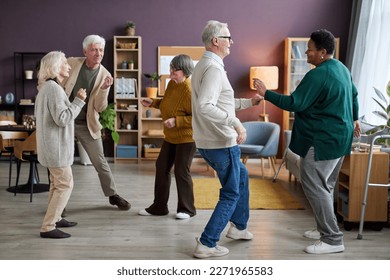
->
[151, 78, 193, 144]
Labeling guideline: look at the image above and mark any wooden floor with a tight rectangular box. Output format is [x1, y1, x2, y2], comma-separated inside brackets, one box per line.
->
[0, 157, 389, 260]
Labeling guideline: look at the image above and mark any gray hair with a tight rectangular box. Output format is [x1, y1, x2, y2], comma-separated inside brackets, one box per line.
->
[82, 34, 106, 50]
[170, 54, 194, 77]
[37, 51, 66, 88]
[201, 20, 228, 48]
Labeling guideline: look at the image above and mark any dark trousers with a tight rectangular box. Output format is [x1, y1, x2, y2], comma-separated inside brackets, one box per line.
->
[146, 140, 196, 216]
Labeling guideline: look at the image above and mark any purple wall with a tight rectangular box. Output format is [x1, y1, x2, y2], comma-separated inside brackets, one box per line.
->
[0, 0, 353, 155]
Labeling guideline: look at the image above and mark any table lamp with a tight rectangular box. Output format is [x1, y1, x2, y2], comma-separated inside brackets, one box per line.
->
[249, 66, 279, 122]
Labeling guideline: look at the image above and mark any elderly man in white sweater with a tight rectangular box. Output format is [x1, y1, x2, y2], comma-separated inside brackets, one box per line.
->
[192, 20, 262, 258]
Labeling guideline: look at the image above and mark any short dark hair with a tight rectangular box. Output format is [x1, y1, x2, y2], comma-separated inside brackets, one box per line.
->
[170, 54, 194, 77]
[310, 29, 336, 55]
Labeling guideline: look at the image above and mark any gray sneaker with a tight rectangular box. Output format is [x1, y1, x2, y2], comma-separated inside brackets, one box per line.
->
[226, 222, 253, 240]
[193, 237, 229, 259]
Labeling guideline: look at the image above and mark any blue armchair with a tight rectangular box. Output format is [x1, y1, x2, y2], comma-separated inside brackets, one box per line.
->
[239, 121, 280, 177]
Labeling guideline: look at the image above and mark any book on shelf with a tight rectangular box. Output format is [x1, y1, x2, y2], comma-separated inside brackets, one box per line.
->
[115, 77, 137, 98]
[292, 44, 302, 59]
[291, 49, 296, 59]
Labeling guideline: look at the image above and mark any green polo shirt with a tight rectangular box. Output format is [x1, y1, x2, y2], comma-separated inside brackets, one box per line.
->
[265, 59, 359, 160]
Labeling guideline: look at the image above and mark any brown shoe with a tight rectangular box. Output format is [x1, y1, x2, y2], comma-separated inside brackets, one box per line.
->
[109, 194, 131, 210]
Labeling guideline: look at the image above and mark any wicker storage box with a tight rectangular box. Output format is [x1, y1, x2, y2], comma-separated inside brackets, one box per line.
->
[116, 42, 137, 49]
[144, 148, 161, 158]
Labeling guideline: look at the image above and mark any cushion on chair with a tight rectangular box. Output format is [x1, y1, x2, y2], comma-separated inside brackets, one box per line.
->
[239, 144, 264, 154]
[239, 121, 280, 158]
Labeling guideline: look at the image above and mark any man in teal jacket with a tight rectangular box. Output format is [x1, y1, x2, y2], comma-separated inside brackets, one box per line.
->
[254, 29, 361, 254]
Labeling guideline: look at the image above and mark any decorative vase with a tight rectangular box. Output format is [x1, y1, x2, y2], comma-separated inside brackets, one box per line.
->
[125, 27, 135, 36]
[146, 109, 152, 118]
[24, 70, 33, 80]
[121, 60, 128, 69]
[146, 87, 158, 98]
[128, 62, 134, 70]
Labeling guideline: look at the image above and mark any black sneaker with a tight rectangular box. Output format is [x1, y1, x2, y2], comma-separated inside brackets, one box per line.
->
[40, 229, 71, 239]
[109, 194, 131, 210]
[56, 219, 78, 228]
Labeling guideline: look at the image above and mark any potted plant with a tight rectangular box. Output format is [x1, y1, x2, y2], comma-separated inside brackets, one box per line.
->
[360, 81, 390, 146]
[124, 21, 136, 36]
[144, 72, 162, 98]
[128, 60, 134, 70]
[99, 103, 120, 144]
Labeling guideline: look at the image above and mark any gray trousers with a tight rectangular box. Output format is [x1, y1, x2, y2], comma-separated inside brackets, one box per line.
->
[75, 124, 117, 197]
[300, 147, 344, 245]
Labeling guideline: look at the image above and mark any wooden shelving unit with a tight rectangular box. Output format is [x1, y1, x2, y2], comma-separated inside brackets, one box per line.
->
[113, 36, 142, 162]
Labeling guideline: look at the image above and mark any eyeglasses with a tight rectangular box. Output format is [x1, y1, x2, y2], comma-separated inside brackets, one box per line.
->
[218, 36, 232, 42]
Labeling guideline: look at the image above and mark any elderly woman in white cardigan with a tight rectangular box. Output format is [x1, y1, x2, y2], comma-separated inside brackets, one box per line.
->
[35, 51, 86, 239]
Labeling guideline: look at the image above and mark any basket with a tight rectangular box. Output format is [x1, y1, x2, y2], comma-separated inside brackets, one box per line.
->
[116, 42, 137, 49]
[144, 148, 161, 158]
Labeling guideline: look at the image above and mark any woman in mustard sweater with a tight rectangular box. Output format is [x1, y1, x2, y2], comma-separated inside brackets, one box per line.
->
[139, 55, 196, 219]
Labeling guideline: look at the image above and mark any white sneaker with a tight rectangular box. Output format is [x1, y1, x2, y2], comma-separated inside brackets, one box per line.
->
[193, 237, 229, 259]
[304, 240, 345, 254]
[176, 212, 190, 219]
[138, 209, 152, 216]
[303, 229, 321, 240]
[226, 222, 253, 240]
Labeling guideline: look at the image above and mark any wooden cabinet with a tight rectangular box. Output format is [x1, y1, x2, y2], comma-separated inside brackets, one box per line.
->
[282, 38, 339, 132]
[113, 36, 142, 162]
[337, 152, 389, 229]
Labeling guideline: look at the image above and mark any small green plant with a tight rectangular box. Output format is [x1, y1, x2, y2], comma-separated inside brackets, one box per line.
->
[125, 21, 136, 29]
[99, 103, 119, 144]
[143, 72, 161, 87]
[364, 84, 390, 131]
[361, 82, 390, 145]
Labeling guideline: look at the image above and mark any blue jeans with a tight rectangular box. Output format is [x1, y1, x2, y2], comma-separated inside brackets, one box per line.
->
[198, 145, 249, 248]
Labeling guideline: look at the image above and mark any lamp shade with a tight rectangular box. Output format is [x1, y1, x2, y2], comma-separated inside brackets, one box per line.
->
[249, 66, 279, 90]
